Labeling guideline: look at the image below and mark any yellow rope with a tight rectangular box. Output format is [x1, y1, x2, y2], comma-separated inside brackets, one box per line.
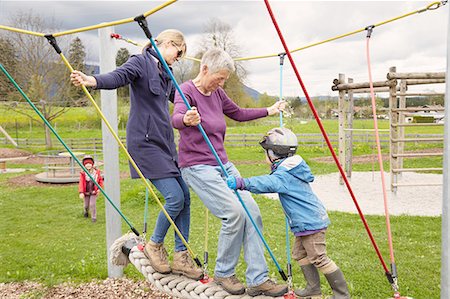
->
[0, 25, 44, 37]
[235, 1, 445, 61]
[53, 0, 177, 37]
[0, 1, 177, 38]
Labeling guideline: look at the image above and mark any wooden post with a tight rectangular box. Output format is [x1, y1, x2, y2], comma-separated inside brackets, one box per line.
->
[0, 125, 18, 147]
[389, 66, 398, 193]
[338, 73, 346, 185]
[345, 78, 354, 178]
[99, 26, 123, 278]
[398, 79, 407, 173]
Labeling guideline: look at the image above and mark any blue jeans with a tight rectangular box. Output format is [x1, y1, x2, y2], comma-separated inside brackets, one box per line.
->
[150, 176, 190, 252]
[181, 162, 268, 287]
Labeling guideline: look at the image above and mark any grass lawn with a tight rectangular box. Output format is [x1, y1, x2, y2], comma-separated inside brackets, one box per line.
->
[0, 107, 443, 298]
[0, 141, 442, 299]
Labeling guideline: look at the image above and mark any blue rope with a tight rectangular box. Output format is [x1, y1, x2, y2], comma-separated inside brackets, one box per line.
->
[149, 37, 285, 277]
[278, 55, 292, 270]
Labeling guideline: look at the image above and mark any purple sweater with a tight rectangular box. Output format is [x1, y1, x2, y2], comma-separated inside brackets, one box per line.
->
[172, 80, 268, 167]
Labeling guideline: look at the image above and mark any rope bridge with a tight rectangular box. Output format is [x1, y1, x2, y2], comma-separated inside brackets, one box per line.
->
[111, 234, 285, 299]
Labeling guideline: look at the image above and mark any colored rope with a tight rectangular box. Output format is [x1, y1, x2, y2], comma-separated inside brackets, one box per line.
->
[365, 27, 399, 294]
[263, 0, 395, 288]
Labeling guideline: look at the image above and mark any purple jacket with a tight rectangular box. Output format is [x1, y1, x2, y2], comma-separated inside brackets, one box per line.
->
[94, 48, 179, 179]
[172, 80, 268, 167]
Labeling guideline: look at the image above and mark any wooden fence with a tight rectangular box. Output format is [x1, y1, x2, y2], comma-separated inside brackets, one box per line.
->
[0, 133, 444, 149]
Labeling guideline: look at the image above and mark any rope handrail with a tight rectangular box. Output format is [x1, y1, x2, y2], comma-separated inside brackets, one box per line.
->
[0, 1, 177, 38]
[263, 0, 398, 292]
[107, 1, 446, 63]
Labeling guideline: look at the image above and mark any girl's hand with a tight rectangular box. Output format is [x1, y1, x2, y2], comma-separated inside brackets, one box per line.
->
[79, 193, 85, 199]
[70, 70, 97, 87]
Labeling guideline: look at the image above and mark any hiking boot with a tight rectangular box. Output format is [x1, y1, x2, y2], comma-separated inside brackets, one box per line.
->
[83, 208, 89, 218]
[144, 240, 171, 274]
[214, 274, 245, 295]
[172, 250, 204, 280]
[247, 279, 288, 297]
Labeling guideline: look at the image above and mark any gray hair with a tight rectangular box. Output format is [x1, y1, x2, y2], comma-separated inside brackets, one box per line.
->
[200, 48, 235, 74]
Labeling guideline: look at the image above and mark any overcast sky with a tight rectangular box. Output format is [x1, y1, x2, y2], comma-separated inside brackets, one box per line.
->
[0, 0, 448, 97]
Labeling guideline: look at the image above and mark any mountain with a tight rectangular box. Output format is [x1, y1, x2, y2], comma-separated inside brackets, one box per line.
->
[243, 85, 261, 100]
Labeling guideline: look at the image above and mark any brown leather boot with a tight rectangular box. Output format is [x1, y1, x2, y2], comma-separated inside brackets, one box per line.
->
[214, 275, 246, 295]
[247, 279, 288, 297]
[143, 240, 171, 274]
[172, 250, 204, 280]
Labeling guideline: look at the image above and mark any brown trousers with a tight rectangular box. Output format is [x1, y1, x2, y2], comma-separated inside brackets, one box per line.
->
[292, 231, 337, 274]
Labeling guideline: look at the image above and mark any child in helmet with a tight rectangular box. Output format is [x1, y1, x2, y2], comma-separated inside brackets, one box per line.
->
[78, 155, 103, 223]
[227, 127, 350, 299]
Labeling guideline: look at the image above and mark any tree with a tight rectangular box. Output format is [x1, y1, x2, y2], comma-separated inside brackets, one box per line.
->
[68, 36, 86, 105]
[116, 47, 130, 100]
[0, 36, 18, 99]
[5, 12, 71, 148]
[173, 58, 194, 83]
[197, 19, 252, 108]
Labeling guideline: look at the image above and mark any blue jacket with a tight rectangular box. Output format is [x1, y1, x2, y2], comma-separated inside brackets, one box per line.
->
[94, 48, 179, 179]
[243, 155, 330, 234]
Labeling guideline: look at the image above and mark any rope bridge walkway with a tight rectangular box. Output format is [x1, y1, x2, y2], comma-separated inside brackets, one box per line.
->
[111, 234, 285, 299]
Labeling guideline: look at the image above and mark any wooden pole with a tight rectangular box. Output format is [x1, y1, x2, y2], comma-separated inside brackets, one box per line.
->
[387, 71, 445, 80]
[332, 80, 393, 91]
[388, 66, 398, 194]
[398, 80, 407, 173]
[0, 125, 18, 147]
[99, 26, 123, 278]
[338, 73, 346, 185]
[345, 78, 354, 178]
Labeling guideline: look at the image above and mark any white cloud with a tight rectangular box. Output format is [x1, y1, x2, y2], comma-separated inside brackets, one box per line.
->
[0, 0, 447, 96]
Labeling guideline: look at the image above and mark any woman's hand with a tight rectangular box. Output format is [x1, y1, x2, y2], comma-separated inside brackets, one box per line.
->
[70, 70, 97, 87]
[183, 107, 201, 126]
[267, 100, 287, 116]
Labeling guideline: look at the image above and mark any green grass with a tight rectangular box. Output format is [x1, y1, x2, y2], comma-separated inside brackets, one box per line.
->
[0, 141, 442, 298]
[0, 107, 443, 297]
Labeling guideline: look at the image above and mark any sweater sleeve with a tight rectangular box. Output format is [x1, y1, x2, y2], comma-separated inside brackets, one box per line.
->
[172, 84, 192, 129]
[243, 172, 289, 194]
[220, 89, 268, 121]
[94, 55, 144, 90]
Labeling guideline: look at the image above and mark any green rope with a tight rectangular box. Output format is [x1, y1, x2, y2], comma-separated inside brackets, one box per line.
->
[0, 63, 139, 236]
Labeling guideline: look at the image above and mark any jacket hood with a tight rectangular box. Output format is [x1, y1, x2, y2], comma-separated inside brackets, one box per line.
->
[278, 155, 315, 183]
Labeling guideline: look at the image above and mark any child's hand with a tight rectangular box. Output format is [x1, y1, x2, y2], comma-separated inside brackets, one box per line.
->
[79, 193, 84, 199]
[226, 176, 237, 190]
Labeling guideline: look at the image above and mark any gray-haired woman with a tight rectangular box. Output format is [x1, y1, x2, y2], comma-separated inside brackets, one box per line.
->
[172, 48, 288, 297]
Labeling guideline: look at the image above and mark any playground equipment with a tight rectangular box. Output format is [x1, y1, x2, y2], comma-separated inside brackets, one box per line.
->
[34, 150, 102, 183]
[332, 67, 445, 192]
[0, 0, 448, 298]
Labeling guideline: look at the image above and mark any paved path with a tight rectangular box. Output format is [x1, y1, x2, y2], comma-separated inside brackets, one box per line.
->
[266, 172, 442, 217]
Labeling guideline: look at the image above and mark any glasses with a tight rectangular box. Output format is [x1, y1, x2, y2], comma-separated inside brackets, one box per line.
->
[171, 41, 184, 58]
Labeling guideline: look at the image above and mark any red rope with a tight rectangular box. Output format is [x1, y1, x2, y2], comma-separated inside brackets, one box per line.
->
[263, 0, 390, 275]
[366, 34, 396, 267]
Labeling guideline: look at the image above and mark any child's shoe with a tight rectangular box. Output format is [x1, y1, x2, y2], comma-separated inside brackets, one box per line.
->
[295, 264, 322, 298]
